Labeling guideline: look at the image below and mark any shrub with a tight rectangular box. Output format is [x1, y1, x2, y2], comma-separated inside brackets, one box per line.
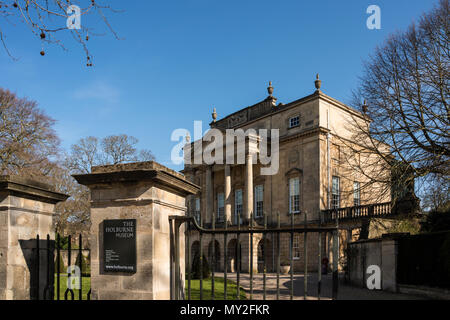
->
[56, 236, 70, 250]
[280, 259, 290, 266]
[421, 208, 450, 233]
[56, 254, 66, 273]
[75, 253, 90, 275]
[191, 253, 210, 279]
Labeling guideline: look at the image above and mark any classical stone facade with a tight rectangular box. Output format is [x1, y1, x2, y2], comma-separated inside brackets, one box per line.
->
[183, 78, 391, 273]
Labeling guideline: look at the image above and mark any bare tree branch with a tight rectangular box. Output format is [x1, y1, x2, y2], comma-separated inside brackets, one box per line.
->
[0, 1, 122, 64]
[340, 0, 449, 211]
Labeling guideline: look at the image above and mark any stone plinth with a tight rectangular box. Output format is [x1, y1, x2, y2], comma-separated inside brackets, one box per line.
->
[73, 161, 199, 300]
[0, 176, 68, 300]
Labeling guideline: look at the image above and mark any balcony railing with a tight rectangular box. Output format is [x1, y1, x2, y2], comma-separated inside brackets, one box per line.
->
[322, 202, 393, 223]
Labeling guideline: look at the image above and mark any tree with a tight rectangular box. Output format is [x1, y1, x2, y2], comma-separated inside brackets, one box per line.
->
[421, 203, 450, 233]
[75, 253, 90, 275]
[191, 253, 211, 280]
[65, 136, 99, 174]
[0, 88, 60, 177]
[342, 0, 449, 207]
[53, 173, 90, 235]
[101, 134, 155, 165]
[56, 254, 66, 273]
[66, 134, 155, 174]
[53, 134, 155, 235]
[0, 89, 84, 233]
[421, 174, 450, 212]
[0, 1, 121, 64]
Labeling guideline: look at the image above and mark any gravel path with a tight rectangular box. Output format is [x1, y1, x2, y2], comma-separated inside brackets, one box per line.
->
[214, 273, 427, 300]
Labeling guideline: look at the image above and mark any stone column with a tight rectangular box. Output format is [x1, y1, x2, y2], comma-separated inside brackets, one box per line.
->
[73, 161, 199, 300]
[327, 232, 333, 272]
[0, 176, 68, 300]
[244, 154, 253, 222]
[224, 165, 231, 224]
[205, 166, 213, 225]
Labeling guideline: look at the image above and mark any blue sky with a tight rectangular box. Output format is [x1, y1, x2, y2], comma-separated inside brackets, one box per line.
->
[0, 0, 437, 171]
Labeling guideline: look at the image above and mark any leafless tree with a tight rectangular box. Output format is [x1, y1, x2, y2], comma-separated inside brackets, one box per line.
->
[341, 0, 449, 209]
[0, 88, 155, 234]
[101, 134, 138, 165]
[0, 88, 60, 176]
[66, 134, 155, 174]
[66, 136, 99, 174]
[48, 164, 90, 235]
[421, 174, 450, 212]
[0, 0, 121, 64]
[54, 134, 155, 234]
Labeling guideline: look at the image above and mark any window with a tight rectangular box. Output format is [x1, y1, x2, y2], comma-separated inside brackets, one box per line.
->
[354, 182, 361, 215]
[291, 234, 301, 260]
[234, 189, 243, 225]
[289, 177, 300, 214]
[331, 176, 340, 209]
[254, 185, 264, 218]
[353, 182, 360, 207]
[289, 116, 300, 128]
[217, 193, 225, 222]
[194, 197, 201, 223]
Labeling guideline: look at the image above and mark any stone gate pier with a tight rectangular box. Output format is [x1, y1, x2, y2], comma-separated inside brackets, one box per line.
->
[0, 176, 68, 300]
[74, 161, 199, 300]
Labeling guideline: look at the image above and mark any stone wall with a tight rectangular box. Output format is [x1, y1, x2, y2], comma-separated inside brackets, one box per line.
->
[347, 238, 382, 288]
[347, 234, 403, 292]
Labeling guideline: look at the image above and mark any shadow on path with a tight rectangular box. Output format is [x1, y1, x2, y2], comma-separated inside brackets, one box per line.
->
[215, 273, 426, 300]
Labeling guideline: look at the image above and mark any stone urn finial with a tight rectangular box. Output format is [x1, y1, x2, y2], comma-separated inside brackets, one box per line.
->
[315, 73, 322, 92]
[212, 107, 217, 123]
[267, 81, 274, 96]
[362, 99, 368, 113]
[185, 132, 191, 143]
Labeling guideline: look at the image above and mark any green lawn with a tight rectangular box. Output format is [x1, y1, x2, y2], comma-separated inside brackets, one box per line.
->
[53, 275, 245, 300]
[54, 274, 91, 300]
[186, 277, 247, 300]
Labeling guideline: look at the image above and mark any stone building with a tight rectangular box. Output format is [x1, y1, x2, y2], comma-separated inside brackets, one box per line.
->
[183, 76, 393, 273]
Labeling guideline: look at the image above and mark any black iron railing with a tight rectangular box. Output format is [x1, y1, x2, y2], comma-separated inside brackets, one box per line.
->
[170, 212, 340, 300]
[322, 202, 392, 223]
[33, 233, 91, 300]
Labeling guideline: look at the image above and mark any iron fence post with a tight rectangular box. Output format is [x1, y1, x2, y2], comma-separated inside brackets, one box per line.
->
[304, 212, 307, 300]
[290, 210, 294, 300]
[36, 234, 40, 301]
[318, 213, 322, 300]
[224, 215, 228, 300]
[79, 235, 83, 300]
[169, 218, 174, 300]
[211, 211, 215, 300]
[276, 211, 280, 300]
[56, 233, 60, 300]
[332, 218, 339, 300]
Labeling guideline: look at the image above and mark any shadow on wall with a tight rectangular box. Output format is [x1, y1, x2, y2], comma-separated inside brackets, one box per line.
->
[19, 238, 55, 300]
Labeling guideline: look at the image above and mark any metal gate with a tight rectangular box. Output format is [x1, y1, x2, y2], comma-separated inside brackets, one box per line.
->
[170, 212, 340, 300]
[32, 234, 91, 300]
